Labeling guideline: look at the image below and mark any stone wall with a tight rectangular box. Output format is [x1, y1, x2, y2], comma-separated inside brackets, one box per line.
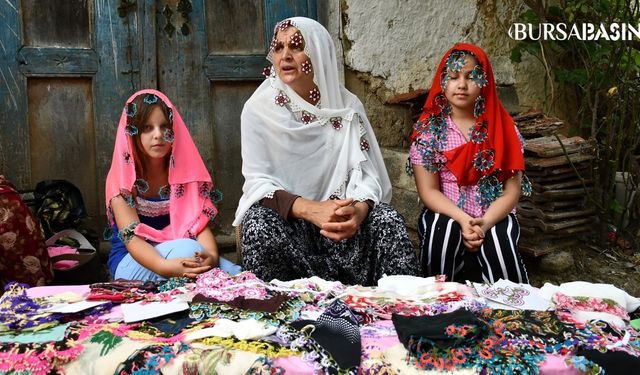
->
[340, 0, 562, 145]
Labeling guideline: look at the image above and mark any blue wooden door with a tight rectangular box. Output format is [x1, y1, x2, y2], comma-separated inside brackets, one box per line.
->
[0, 0, 146, 230]
[162, 0, 317, 232]
[0, 0, 317, 235]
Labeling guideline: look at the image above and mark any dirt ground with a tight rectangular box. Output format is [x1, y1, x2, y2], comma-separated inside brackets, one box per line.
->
[525, 240, 640, 297]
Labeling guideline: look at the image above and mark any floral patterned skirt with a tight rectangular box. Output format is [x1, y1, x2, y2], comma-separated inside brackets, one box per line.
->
[240, 203, 420, 286]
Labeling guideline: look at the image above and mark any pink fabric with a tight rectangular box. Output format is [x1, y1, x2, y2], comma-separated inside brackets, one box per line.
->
[410, 116, 522, 217]
[361, 319, 401, 346]
[539, 354, 581, 375]
[27, 284, 91, 298]
[195, 268, 267, 301]
[553, 292, 630, 321]
[272, 356, 313, 373]
[47, 246, 79, 270]
[105, 89, 217, 242]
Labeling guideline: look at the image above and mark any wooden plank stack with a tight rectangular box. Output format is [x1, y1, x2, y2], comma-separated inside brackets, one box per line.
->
[514, 110, 564, 138]
[513, 111, 596, 256]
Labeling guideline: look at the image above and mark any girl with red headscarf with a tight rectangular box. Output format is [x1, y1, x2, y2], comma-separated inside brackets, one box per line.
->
[409, 44, 531, 284]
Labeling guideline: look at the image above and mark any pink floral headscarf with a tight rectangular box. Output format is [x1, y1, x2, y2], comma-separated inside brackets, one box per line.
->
[105, 89, 217, 242]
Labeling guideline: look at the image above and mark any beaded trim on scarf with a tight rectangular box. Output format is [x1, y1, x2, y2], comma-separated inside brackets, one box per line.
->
[267, 19, 313, 69]
[409, 115, 533, 209]
[199, 336, 297, 358]
[135, 196, 170, 217]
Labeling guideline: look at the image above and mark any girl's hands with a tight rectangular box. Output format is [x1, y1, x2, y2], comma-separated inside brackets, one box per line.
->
[163, 257, 212, 278]
[460, 217, 485, 252]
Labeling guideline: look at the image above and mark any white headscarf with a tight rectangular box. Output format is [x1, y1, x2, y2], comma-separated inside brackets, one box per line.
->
[233, 17, 392, 226]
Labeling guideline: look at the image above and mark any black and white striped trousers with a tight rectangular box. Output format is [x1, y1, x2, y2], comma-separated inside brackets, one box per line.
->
[418, 208, 529, 284]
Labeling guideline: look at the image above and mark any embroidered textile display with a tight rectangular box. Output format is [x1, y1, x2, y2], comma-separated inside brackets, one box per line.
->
[1, 272, 640, 374]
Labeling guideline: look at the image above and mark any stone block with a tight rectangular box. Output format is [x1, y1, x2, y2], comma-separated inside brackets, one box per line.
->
[391, 187, 422, 231]
[382, 147, 417, 192]
[492, 56, 516, 86]
[497, 85, 520, 115]
[539, 250, 575, 274]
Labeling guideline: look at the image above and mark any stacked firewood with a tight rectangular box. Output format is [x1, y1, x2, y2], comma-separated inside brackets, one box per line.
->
[514, 111, 596, 256]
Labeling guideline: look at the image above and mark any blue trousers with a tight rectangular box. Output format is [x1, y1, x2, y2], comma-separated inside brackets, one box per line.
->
[114, 238, 241, 281]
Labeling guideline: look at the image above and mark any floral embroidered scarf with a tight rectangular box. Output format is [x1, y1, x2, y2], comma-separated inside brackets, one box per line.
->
[234, 17, 392, 225]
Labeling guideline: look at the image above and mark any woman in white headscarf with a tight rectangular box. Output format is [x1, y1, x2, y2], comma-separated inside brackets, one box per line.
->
[234, 17, 420, 286]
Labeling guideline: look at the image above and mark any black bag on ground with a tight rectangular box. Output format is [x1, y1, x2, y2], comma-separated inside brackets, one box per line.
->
[34, 180, 87, 238]
[34, 180, 99, 250]
[34, 180, 107, 284]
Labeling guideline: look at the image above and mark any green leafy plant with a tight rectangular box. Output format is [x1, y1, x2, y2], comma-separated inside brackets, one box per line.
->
[511, 0, 640, 246]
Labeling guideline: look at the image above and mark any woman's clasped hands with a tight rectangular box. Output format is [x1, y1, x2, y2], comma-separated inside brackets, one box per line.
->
[292, 198, 369, 242]
[461, 217, 486, 252]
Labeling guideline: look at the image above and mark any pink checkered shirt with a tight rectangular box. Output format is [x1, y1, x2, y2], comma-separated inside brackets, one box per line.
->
[410, 116, 522, 218]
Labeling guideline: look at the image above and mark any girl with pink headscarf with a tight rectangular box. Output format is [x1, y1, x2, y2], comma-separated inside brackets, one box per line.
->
[105, 89, 240, 281]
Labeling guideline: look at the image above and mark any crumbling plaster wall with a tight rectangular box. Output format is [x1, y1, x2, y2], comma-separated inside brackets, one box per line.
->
[341, 0, 562, 147]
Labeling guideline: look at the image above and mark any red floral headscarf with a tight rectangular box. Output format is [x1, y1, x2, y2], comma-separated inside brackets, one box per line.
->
[411, 43, 524, 186]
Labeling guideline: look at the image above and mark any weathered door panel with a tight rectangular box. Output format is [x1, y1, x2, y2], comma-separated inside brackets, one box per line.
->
[1, 0, 157, 229]
[1, 0, 31, 189]
[27, 78, 97, 215]
[199, 0, 267, 230]
[1, 0, 102, 225]
[1, 0, 318, 235]
[22, 1, 92, 48]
